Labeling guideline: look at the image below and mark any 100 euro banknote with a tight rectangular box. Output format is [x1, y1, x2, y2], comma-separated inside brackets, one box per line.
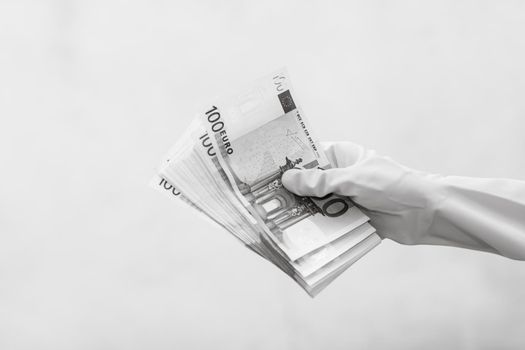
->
[200, 69, 378, 261]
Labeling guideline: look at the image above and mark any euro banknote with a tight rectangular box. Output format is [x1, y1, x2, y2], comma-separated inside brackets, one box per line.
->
[152, 68, 380, 296]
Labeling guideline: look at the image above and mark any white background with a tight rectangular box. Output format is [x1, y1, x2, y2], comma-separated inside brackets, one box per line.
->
[1, 1, 525, 349]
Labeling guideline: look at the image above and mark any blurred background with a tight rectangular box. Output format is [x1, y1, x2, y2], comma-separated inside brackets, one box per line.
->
[1, 0, 525, 349]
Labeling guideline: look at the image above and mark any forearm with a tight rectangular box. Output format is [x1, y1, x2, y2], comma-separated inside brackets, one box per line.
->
[424, 176, 525, 260]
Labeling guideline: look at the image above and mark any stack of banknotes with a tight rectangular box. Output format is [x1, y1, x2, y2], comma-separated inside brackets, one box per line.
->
[151, 69, 381, 296]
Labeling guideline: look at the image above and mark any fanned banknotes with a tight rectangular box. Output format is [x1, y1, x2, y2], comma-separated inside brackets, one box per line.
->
[152, 69, 380, 296]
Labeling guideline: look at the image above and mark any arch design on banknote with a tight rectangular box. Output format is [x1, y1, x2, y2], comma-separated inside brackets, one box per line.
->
[241, 157, 324, 239]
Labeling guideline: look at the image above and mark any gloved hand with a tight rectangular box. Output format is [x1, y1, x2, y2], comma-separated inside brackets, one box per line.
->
[282, 142, 525, 260]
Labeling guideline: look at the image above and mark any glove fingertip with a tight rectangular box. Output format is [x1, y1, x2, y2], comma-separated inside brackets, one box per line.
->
[281, 169, 302, 193]
[282, 169, 327, 197]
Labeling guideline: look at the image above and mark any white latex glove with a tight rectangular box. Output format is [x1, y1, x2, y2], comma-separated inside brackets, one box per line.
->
[282, 142, 525, 260]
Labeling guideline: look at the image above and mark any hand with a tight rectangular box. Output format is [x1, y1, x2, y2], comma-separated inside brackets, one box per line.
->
[282, 142, 443, 245]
